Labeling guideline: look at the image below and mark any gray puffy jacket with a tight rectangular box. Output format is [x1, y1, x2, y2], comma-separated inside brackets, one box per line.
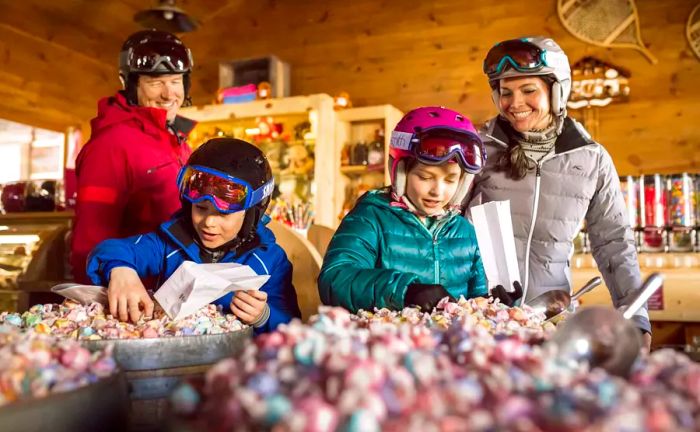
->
[465, 116, 649, 333]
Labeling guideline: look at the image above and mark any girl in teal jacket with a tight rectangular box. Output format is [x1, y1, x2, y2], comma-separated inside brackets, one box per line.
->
[319, 107, 520, 313]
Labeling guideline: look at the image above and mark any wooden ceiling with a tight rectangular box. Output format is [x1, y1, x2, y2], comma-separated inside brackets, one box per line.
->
[0, 0, 698, 173]
[0, 0, 243, 131]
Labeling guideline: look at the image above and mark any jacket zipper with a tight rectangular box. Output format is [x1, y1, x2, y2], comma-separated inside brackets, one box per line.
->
[522, 163, 542, 302]
[433, 231, 440, 284]
[147, 160, 177, 174]
[413, 214, 447, 285]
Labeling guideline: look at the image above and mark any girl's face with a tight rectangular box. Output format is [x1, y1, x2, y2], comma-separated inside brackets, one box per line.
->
[191, 200, 245, 249]
[498, 76, 552, 132]
[405, 161, 470, 216]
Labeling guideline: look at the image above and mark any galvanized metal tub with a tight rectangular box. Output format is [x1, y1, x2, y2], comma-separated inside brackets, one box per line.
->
[83, 327, 252, 432]
[0, 371, 129, 432]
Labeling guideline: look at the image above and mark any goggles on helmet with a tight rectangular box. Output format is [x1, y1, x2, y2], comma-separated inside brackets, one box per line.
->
[483, 39, 547, 78]
[177, 165, 273, 214]
[414, 130, 485, 174]
[126, 40, 193, 74]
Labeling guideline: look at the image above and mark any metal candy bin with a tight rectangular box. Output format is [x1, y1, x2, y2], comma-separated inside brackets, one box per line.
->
[83, 327, 253, 432]
[0, 371, 129, 432]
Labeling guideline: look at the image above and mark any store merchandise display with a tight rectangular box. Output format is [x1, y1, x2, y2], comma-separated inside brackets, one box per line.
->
[668, 173, 696, 251]
[0, 326, 118, 406]
[170, 298, 700, 431]
[0, 300, 246, 340]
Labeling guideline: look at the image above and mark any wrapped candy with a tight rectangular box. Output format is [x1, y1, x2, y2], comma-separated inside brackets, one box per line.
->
[0, 326, 117, 406]
[172, 299, 700, 431]
[0, 300, 246, 340]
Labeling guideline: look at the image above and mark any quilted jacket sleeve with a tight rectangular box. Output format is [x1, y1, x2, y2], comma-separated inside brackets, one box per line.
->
[585, 146, 649, 333]
[318, 207, 420, 313]
[86, 232, 167, 287]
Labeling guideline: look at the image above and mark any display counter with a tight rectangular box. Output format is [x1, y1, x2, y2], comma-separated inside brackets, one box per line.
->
[571, 252, 700, 349]
[0, 211, 73, 311]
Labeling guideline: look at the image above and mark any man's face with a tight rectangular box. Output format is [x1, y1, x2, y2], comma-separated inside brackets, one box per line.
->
[136, 74, 185, 121]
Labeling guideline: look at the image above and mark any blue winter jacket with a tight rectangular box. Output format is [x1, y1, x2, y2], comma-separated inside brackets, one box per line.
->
[86, 215, 300, 334]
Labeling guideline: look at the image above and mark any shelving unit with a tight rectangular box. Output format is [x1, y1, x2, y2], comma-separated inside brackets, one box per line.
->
[334, 105, 403, 225]
[180, 94, 337, 227]
[570, 252, 700, 349]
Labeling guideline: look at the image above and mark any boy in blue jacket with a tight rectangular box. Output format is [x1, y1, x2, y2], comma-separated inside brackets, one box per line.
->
[87, 138, 300, 334]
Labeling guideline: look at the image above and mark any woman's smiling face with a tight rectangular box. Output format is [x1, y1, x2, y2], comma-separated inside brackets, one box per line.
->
[498, 76, 552, 132]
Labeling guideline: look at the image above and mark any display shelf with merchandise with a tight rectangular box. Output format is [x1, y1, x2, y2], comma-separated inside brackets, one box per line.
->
[180, 94, 336, 227]
[335, 105, 403, 224]
[0, 211, 72, 311]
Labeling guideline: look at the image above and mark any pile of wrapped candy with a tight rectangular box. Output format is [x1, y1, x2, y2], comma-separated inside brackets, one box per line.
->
[0, 326, 117, 406]
[0, 300, 246, 340]
[171, 298, 700, 432]
[355, 296, 556, 336]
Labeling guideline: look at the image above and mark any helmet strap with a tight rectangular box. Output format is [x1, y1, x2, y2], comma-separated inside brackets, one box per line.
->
[448, 173, 473, 207]
[392, 159, 407, 198]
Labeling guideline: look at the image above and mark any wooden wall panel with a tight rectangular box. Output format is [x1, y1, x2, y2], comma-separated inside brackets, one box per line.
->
[0, 0, 697, 175]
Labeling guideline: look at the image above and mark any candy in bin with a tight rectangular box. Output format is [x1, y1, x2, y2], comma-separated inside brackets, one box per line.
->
[667, 173, 696, 252]
[639, 174, 667, 252]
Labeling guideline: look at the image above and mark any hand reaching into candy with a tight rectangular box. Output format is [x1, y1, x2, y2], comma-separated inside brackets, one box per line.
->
[404, 283, 455, 312]
[107, 267, 154, 323]
[489, 281, 523, 307]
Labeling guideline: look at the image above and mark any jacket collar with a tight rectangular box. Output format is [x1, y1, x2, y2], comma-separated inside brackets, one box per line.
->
[160, 214, 267, 263]
[483, 116, 594, 154]
[103, 92, 196, 140]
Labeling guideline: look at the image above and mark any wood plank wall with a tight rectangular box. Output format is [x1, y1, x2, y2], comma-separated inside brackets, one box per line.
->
[0, 0, 698, 175]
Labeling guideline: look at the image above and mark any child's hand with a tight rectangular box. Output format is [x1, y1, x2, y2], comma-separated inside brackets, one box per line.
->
[230, 290, 268, 324]
[107, 267, 154, 323]
[489, 281, 523, 307]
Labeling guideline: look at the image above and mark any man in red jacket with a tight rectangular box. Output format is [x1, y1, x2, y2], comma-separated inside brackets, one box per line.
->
[71, 30, 196, 287]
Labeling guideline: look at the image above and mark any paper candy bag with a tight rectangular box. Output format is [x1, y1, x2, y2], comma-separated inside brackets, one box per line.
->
[154, 261, 270, 320]
[51, 283, 109, 306]
[470, 200, 521, 293]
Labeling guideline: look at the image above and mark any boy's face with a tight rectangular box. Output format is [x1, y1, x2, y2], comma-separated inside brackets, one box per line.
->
[405, 161, 471, 216]
[191, 200, 245, 249]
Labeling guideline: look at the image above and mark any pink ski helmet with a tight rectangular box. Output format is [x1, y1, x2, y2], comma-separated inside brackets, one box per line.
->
[389, 106, 485, 205]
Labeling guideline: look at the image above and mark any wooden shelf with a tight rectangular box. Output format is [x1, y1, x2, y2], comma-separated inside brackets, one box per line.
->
[571, 257, 700, 322]
[572, 253, 700, 269]
[0, 211, 74, 225]
[340, 164, 384, 175]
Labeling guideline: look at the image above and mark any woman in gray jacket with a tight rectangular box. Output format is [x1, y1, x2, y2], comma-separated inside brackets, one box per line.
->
[465, 36, 651, 349]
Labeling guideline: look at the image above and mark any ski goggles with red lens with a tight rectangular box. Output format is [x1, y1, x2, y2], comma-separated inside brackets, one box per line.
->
[126, 41, 193, 74]
[177, 165, 273, 214]
[483, 39, 546, 77]
[414, 130, 485, 174]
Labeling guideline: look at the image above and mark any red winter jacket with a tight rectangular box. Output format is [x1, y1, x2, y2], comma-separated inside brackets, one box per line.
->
[71, 92, 195, 283]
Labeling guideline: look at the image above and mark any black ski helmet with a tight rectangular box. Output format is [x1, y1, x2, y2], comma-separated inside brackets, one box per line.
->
[118, 29, 193, 106]
[182, 138, 274, 242]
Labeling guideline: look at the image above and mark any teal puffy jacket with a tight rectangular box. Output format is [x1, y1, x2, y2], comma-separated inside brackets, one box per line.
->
[318, 189, 487, 312]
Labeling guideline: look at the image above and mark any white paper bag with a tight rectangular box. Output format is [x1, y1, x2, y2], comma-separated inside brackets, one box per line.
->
[154, 261, 270, 320]
[51, 283, 109, 306]
[470, 200, 521, 293]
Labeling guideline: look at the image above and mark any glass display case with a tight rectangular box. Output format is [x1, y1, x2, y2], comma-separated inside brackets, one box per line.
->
[0, 212, 72, 311]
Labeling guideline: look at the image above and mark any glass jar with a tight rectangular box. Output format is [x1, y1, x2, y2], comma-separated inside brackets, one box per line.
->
[693, 174, 700, 252]
[667, 173, 696, 252]
[639, 174, 667, 252]
[620, 175, 640, 230]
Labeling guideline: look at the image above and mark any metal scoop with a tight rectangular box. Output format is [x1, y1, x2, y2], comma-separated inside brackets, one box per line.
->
[548, 273, 663, 377]
[527, 276, 602, 321]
